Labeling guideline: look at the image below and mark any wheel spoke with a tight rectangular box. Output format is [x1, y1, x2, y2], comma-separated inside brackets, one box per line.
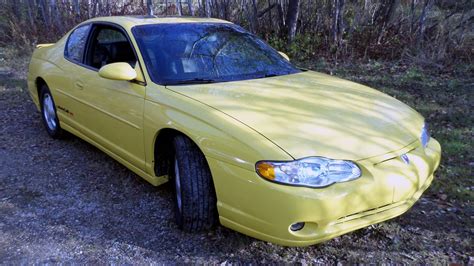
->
[43, 94, 57, 130]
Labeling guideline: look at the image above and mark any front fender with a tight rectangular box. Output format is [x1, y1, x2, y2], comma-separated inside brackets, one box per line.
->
[144, 84, 293, 175]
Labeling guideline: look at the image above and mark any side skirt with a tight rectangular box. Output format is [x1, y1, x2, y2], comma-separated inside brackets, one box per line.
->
[60, 122, 168, 186]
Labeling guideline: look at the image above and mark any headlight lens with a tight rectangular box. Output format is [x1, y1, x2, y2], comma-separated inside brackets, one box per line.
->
[256, 157, 361, 188]
[421, 122, 430, 148]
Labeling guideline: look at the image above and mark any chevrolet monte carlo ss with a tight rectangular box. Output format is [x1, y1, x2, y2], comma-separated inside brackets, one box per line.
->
[27, 16, 441, 246]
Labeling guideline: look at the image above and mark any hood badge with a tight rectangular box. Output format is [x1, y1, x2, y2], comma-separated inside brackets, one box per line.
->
[401, 154, 410, 165]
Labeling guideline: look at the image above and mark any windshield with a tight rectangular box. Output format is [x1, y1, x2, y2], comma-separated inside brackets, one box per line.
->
[132, 23, 301, 85]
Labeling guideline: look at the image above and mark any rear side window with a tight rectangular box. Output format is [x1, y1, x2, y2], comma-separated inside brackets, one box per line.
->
[65, 24, 91, 62]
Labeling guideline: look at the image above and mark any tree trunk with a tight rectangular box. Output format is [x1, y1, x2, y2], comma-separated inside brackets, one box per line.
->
[197, 0, 202, 16]
[249, 0, 258, 33]
[266, 0, 273, 29]
[332, 0, 338, 43]
[38, 0, 50, 26]
[418, 0, 433, 46]
[332, 0, 344, 45]
[277, 0, 285, 33]
[91, 0, 97, 17]
[410, 0, 416, 33]
[26, 0, 36, 27]
[187, 0, 194, 16]
[286, 0, 300, 43]
[214, 0, 220, 18]
[374, 0, 398, 26]
[11, 0, 21, 19]
[176, 0, 182, 16]
[72, 0, 80, 16]
[106, 0, 111, 16]
[349, 0, 363, 37]
[222, 0, 229, 20]
[98, 0, 103, 16]
[72, 0, 81, 17]
[50, 0, 63, 31]
[147, 0, 153, 15]
[205, 0, 211, 17]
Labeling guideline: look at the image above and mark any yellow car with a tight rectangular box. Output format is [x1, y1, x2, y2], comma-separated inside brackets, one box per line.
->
[27, 16, 441, 246]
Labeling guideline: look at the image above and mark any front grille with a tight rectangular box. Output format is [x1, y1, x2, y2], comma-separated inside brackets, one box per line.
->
[334, 202, 401, 225]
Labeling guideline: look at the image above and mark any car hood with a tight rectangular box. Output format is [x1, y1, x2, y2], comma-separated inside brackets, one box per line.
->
[167, 71, 424, 161]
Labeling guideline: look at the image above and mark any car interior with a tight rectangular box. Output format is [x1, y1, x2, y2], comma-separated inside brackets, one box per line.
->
[86, 26, 137, 69]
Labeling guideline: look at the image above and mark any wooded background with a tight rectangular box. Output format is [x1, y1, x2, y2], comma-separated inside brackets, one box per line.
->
[0, 0, 472, 66]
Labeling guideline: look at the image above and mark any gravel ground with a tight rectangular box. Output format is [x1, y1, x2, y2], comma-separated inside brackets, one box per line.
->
[0, 69, 472, 264]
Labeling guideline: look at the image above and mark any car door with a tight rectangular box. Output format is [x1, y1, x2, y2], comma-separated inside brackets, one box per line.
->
[66, 23, 147, 170]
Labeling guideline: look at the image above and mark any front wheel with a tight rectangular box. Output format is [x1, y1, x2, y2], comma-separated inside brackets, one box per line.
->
[40, 85, 63, 138]
[172, 135, 218, 232]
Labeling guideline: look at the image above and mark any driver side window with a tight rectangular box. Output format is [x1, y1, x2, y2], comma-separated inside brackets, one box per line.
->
[86, 26, 137, 69]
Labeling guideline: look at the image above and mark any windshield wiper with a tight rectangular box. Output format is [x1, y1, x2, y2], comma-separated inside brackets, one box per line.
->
[171, 78, 217, 85]
[252, 71, 281, 79]
[264, 73, 280, 78]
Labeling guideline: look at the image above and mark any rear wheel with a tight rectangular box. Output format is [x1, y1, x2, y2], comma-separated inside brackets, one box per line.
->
[40, 85, 63, 138]
[172, 135, 218, 231]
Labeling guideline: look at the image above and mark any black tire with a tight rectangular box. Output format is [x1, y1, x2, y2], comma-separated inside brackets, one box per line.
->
[172, 135, 218, 231]
[39, 85, 64, 139]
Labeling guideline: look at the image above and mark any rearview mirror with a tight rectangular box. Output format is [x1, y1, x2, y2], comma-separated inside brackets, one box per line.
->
[99, 62, 137, 81]
[278, 51, 290, 61]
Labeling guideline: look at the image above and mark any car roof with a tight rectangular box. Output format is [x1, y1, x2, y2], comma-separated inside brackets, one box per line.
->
[85, 15, 231, 30]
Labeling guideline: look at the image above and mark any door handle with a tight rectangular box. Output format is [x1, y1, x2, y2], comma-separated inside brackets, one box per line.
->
[75, 81, 84, 89]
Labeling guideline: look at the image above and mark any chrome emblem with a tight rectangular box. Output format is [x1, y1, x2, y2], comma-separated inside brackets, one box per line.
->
[401, 154, 410, 165]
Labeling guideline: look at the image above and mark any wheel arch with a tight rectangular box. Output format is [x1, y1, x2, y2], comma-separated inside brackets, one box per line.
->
[153, 127, 212, 179]
[35, 77, 48, 101]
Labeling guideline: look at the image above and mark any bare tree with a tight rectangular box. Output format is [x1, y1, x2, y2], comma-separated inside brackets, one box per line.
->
[73, 0, 80, 16]
[205, 0, 211, 18]
[38, 0, 50, 26]
[91, 0, 98, 17]
[197, 0, 202, 16]
[10, 0, 21, 19]
[277, 0, 285, 32]
[187, 0, 194, 16]
[332, 0, 344, 45]
[418, 0, 433, 46]
[246, 0, 259, 33]
[49, 0, 63, 31]
[26, 0, 36, 27]
[176, 0, 182, 15]
[286, 0, 300, 43]
[0, 0, 471, 65]
[374, 0, 398, 43]
[147, 0, 153, 15]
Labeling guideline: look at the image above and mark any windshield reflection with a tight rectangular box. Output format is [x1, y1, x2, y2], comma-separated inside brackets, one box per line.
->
[132, 23, 301, 85]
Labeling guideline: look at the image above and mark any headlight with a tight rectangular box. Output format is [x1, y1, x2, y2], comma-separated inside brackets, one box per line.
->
[256, 157, 361, 188]
[421, 122, 430, 148]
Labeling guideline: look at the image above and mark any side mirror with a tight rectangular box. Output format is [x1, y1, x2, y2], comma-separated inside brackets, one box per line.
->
[99, 62, 137, 81]
[278, 51, 290, 61]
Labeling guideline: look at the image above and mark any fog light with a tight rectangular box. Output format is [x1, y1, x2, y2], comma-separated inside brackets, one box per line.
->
[290, 222, 305, 231]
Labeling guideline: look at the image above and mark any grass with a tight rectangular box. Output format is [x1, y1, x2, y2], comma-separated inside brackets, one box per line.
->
[300, 59, 473, 204]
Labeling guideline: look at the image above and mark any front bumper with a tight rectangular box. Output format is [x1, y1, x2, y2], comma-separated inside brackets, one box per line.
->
[208, 138, 441, 246]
